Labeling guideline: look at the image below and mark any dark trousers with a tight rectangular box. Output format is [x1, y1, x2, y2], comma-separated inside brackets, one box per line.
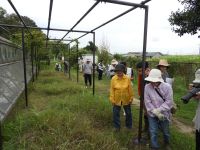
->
[84, 74, 91, 86]
[98, 70, 103, 80]
[113, 104, 132, 129]
[196, 130, 200, 150]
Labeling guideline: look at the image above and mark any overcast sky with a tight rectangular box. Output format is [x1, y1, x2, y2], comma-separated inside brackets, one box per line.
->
[1, 0, 200, 55]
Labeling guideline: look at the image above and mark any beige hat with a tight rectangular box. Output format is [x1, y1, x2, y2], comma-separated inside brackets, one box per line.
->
[193, 69, 200, 84]
[145, 69, 164, 83]
[157, 59, 170, 67]
[111, 59, 118, 65]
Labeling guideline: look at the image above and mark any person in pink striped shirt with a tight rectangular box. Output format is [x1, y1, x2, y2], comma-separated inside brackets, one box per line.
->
[144, 69, 173, 150]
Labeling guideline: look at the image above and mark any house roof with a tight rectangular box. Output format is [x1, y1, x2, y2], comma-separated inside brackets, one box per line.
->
[122, 51, 164, 57]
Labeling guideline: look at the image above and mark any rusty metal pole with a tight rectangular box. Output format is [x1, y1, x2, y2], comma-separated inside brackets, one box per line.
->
[35, 46, 38, 80]
[68, 44, 71, 80]
[77, 42, 79, 83]
[22, 28, 28, 107]
[31, 40, 34, 82]
[137, 5, 149, 143]
[92, 32, 96, 95]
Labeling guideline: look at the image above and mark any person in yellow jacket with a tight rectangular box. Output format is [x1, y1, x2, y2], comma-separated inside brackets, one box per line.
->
[109, 64, 134, 131]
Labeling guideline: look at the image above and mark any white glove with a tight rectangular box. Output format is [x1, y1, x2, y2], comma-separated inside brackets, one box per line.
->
[152, 108, 161, 116]
[152, 108, 165, 121]
[157, 113, 165, 121]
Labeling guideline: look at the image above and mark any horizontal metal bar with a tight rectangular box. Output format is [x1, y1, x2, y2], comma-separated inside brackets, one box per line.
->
[0, 24, 92, 33]
[98, 0, 146, 8]
[71, 0, 150, 43]
[60, 1, 100, 41]
[7, 0, 33, 37]
[70, 0, 151, 43]
[0, 26, 10, 34]
[48, 38, 73, 41]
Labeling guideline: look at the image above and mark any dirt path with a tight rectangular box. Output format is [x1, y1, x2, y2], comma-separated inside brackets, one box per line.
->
[132, 98, 194, 134]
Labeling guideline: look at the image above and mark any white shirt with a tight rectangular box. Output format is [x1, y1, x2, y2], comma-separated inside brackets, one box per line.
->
[126, 67, 132, 79]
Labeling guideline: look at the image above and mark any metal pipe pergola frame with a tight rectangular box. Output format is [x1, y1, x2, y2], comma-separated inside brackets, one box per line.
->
[0, 0, 152, 149]
[0, 24, 92, 34]
[46, 0, 54, 40]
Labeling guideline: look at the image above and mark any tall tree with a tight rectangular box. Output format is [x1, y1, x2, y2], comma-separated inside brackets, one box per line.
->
[169, 0, 200, 36]
[83, 41, 98, 53]
[0, 7, 7, 21]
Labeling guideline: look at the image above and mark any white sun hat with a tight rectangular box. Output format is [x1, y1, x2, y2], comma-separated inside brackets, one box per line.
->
[193, 69, 200, 84]
[145, 69, 164, 83]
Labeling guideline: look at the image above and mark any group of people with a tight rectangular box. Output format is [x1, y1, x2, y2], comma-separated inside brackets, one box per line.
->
[82, 58, 134, 88]
[55, 60, 69, 74]
[57, 57, 199, 149]
[109, 59, 200, 150]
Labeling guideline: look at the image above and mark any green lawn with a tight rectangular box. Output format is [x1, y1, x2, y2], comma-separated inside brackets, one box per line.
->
[2, 65, 195, 149]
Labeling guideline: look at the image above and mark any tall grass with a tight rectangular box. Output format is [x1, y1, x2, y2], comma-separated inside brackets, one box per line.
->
[2, 65, 195, 150]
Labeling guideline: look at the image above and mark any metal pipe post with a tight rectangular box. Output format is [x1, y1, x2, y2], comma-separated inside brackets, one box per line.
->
[22, 29, 28, 107]
[68, 44, 71, 80]
[38, 49, 40, 75]
[92, 32, 96, 95]
[137, 6, 149, 143]
[31, 41, 34, 82]
[77, 42, 79, 83]
[35, 46, 38, 79]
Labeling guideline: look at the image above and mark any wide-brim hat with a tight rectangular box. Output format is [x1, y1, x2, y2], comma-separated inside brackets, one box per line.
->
[193, 69, 200, 84]
[145, 69, 164, 83]
[157, 59, 170, 67]
[111, 59, 118, 65]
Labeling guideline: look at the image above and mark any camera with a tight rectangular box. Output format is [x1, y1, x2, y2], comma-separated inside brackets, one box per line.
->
[181, 84, 200, 104]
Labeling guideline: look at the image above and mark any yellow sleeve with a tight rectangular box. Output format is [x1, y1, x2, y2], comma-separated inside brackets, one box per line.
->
[109, 79, 115, 103]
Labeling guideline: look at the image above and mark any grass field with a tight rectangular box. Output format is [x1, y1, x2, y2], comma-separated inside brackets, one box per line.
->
[2, 65, 196, 150]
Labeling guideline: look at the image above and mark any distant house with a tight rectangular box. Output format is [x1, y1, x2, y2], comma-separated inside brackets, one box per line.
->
[122, 52, 164, 58]
[81, 54, 98, 64]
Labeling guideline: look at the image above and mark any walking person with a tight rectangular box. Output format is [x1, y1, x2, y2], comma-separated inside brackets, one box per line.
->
[82, 59, 92, 88]
[120, 61, 134, 116]
[144, 69, 173, 150]
[157, 59, 170, 82]
[157, 59, 177, 114]
[187, 69, 200, 150]
[63, 60, 69, 75]
[109, 64, 134, 132]
[120, 61, 134, 81]
[108, 59, 118, 79]
[97, 60, 104, 80]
